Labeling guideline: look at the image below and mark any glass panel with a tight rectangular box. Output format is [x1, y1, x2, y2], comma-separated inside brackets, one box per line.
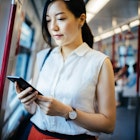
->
[19, 22, 33, 48]
[15, 54, 29, 78]
[118, 45, 136, 73]
[118, 45, 127, 67]
[4, 21, 34, 137]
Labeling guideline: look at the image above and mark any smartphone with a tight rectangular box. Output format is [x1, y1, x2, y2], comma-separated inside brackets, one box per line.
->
[7, 75, 42, 95]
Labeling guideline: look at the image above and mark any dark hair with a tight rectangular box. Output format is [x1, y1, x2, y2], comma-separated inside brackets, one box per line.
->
[42, 0, 94, 48]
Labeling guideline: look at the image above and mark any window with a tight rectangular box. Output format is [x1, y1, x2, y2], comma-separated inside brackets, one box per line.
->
[4, 20, 34, 138]
[118, 45, 136, 73]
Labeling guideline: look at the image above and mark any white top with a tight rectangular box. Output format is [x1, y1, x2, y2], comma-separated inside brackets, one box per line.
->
[31, 42, 108, 136]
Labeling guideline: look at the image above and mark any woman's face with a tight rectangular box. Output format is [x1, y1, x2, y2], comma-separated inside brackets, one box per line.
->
[46, 0, 84, 48]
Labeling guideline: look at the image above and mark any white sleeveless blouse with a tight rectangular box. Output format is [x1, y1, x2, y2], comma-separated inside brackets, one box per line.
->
[31, 42, 108, 136]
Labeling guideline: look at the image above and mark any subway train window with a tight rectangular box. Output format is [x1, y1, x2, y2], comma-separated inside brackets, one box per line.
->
[15, 21, 34, 78]
[118, 44, 136, 73]
[3, 20, 34, 139]
[126, 45, 135, 64]
[118, 45, 128, 67]
[20, 22, 33, 48]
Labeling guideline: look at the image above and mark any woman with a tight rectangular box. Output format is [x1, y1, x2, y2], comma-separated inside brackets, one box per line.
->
[15, 0, 116, 139]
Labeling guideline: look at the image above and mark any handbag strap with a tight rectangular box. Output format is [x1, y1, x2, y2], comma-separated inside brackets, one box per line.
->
[40, 48, 52, 71]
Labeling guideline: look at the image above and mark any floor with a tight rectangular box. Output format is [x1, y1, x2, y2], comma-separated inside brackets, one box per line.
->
[99, 99, 140, 140]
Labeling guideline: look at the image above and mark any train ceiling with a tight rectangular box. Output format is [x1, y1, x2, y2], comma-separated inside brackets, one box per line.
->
[32, 0, 139, 37]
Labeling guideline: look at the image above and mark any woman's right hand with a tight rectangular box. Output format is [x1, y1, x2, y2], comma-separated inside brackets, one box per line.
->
[15, 82, 38, 114]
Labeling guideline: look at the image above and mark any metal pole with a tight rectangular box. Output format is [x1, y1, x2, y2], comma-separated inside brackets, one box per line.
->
[0, 1, 17, 139]
[135, 23, 140, 140]
[0, 0, 17, 108]
[112, 34, 116, 68]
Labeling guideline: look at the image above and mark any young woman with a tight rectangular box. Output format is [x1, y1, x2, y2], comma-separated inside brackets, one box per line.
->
[15, 0, 116, 139]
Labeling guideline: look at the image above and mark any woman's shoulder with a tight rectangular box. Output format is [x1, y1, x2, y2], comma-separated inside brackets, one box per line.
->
[81, 43, 108, 65]
[91, 48, 107, 57]
[88, 49, 108, 63]
[83, 42, 107, 57]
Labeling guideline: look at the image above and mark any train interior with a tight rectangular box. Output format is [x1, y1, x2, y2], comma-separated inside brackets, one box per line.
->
[0, 0, 140, 139]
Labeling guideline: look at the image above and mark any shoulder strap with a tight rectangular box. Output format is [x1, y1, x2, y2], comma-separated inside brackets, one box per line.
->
[40, 48, 52, 71]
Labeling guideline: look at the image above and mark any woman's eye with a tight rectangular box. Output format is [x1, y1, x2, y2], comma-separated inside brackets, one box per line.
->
[58, 18, 66, 21]
[46, 19, 51, 23]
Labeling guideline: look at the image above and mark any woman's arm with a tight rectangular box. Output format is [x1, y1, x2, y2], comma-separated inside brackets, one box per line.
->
[73, 58, 116, 133]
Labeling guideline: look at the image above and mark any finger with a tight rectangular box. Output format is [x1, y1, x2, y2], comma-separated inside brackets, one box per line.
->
[37, 95, 51, 102]
[23, 93, 38, 105]
[17, 87, 33, 99]
[41, 108, 49, 114]
[39, 104, 49, 114]
[20, 91, 38, 104]
[15, 82, 23, 93]
[37, 100, 50, 107]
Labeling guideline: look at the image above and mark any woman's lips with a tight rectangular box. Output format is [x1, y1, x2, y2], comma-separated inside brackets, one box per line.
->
[53, 34, 63, 39]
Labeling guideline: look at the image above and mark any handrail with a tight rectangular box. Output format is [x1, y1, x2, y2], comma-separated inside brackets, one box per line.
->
[0, 0, 17, 107]
[135, 24, 140, 140]
[0, 1, 17, 138]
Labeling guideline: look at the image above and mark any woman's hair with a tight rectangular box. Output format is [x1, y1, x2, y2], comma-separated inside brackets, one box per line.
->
[42, 0, 94, 48]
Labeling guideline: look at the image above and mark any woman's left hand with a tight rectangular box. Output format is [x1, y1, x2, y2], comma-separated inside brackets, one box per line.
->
[36, 95, 71, 118]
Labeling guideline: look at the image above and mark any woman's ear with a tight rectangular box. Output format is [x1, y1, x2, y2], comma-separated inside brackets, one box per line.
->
[79, 13, 86, 27]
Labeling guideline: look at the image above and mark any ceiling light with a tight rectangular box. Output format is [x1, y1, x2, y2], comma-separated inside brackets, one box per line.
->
[86, 13, 95, 23]
[112, 17, 117, 27]
[98, 26, 103, 34]
[114, 27, 122, 34]
[86, 0, 110, 23]
[94, 36, 101, 42]
[130, 20, 140, 28]
[121, 25, 129, 31]
[100, 31, 114, 39]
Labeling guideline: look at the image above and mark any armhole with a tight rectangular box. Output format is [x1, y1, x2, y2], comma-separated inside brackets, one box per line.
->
[32, 48, 52, 86]
[40, 48, 52, 71]
[93, 56, 108, 113]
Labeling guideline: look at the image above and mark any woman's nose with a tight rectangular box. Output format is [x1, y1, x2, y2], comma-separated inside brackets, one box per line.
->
[50, 21, 59, 31]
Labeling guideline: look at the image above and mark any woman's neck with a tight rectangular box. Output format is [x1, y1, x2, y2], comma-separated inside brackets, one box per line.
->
[61, 41, 83, 60]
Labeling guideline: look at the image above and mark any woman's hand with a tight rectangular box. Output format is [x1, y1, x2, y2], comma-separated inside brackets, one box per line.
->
[15, 82, 38, 114]
[37, 95, 71, 118]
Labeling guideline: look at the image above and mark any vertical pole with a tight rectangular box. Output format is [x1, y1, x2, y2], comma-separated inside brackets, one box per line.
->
[136, 26, 140, 94]
[98, 40, 102, 51]
[0, 0, 17, 108]
[0, 1, 17, 139]
[112, 35, 116, 68]
[135, 24, 140, 140]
